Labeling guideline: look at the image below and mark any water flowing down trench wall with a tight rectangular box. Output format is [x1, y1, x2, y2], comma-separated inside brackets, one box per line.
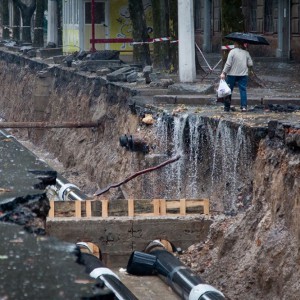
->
[143, 114, 264, 214]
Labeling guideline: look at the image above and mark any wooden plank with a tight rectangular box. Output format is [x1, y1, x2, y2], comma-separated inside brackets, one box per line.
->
[180, 199, 186, 215]
[202, 199, 210, 215]
[186, 200, 207, 208]
[47, 199, 210, 218]
[128, 199, 134, 217]
[86, 200, 92, 217]
[75, 201, 81, 217]
[101, 199, 109, 218]
[135, 213, 155, 217]
[165, 200, 180, 209]
[127, 199, 153, 216]
[160, 199, 167, 215]
[48, 200, 55, 218]
[152, 199, 160, 216]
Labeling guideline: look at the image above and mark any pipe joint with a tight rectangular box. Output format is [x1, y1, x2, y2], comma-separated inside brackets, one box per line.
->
[189, 284, 225, 300]
[58, 183, 79, 201]
[90, 267, 120, 280]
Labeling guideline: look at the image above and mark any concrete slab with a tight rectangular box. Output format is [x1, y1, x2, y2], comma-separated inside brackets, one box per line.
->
[37, 48, 63, 59]
[46, 216, 212, 268]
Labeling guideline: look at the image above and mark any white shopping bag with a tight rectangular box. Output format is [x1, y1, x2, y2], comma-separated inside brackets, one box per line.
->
[217, 79, 231, 98]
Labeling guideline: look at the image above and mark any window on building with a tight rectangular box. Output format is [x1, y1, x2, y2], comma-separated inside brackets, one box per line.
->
[291, 0, 300, 34]
[85, 2, 105, 24]
[249, 0, 257, 31]
[264, 0, 277, 33]
[213, 0, 221, 32]
[194, 0, 203, 31]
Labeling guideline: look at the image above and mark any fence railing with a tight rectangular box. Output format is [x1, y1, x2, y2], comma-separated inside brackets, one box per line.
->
[48, 198, 210, 218]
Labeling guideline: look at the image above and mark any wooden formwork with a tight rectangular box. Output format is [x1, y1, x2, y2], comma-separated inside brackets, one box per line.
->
[48, 198, 210, 218]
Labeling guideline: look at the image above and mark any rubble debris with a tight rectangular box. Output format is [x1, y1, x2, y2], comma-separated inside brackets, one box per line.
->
[142, 114, 155, 125]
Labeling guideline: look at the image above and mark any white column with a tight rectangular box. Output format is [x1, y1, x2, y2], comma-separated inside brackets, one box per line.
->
[47, 0, 58, 46]
[178, 0, 196, 82]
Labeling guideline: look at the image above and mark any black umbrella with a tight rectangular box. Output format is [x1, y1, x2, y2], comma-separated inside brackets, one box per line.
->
[225, 32, 270, 45]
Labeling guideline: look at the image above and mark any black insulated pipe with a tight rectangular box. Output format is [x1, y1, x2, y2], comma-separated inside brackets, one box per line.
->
[77, 245, 139, 300]
[126, 241, 225, 300]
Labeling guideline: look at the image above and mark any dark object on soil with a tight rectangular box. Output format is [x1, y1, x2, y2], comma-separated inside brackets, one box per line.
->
[89, 50, 120, 60]
[120, 134, 129, 148]
[128, 102, 137, 114]
[119, 134, 149, 154]
[268, 103, 300, 112]
[127, 240, 225, 300]
[94, 155, 181, 196]
[77, 50, 88, 60]
[28, 170, 57, 189]
[46, 42, 57, 48]
[225, 32, 270, 45]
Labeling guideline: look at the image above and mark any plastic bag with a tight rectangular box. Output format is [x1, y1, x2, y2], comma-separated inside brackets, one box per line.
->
[217, 79, 231, 98]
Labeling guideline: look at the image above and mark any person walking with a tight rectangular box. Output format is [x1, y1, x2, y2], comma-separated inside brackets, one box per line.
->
[220, 41, 253, 112]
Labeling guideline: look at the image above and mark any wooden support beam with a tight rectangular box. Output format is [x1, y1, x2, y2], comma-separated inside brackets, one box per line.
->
[48, 200, 55, 218]
[75, 201, 81, 217]
[86, 200, 92, 217]
[202, 199, 210, 215]
[47, 198, 210, 218]
[160, 199, 167, 215]
[101, 199, 108, 218]
[128, 199, 134, 217]
[180, 198, 186, 215]
[152, 199, 160, 216]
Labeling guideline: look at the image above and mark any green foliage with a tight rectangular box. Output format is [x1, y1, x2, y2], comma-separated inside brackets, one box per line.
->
[221, 0, 245, 35]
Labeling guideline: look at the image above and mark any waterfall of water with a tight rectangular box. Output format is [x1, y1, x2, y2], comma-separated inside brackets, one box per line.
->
[149, 113, 254, 213]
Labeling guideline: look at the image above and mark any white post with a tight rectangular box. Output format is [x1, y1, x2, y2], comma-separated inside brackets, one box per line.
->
[178, 0, 196, 82]
[47, 0, 58, 46]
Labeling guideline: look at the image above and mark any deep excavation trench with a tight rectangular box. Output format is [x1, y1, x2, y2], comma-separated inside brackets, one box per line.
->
[0, 50, 299, 299]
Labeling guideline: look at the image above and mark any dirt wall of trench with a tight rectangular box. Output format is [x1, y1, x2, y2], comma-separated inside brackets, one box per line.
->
[0, 50, 148, 198]
[181, 123, 300, 299]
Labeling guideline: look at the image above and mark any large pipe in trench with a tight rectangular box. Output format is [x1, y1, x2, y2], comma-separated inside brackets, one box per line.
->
[77, 242, 139, 300]
[126, 240, 225, 300]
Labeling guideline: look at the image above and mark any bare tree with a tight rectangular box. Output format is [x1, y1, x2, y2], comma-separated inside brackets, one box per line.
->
[12, 0, 36, 43]
[152, 0, 170, 69]
[33, 0, 45, 46]
[221, 0, 245, 62]
[2, 0, 10, 39]
[13, 1, 21, 41]
[128, 0, 151, 66]
[57, 0, 62, 46]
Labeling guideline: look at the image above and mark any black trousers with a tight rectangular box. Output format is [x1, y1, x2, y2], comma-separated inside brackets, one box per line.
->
[224, 95, 231, 111]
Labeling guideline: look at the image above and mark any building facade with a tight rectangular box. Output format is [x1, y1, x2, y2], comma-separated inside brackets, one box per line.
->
[61, 0, 153, 53]
[194, 0, 300, 61]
